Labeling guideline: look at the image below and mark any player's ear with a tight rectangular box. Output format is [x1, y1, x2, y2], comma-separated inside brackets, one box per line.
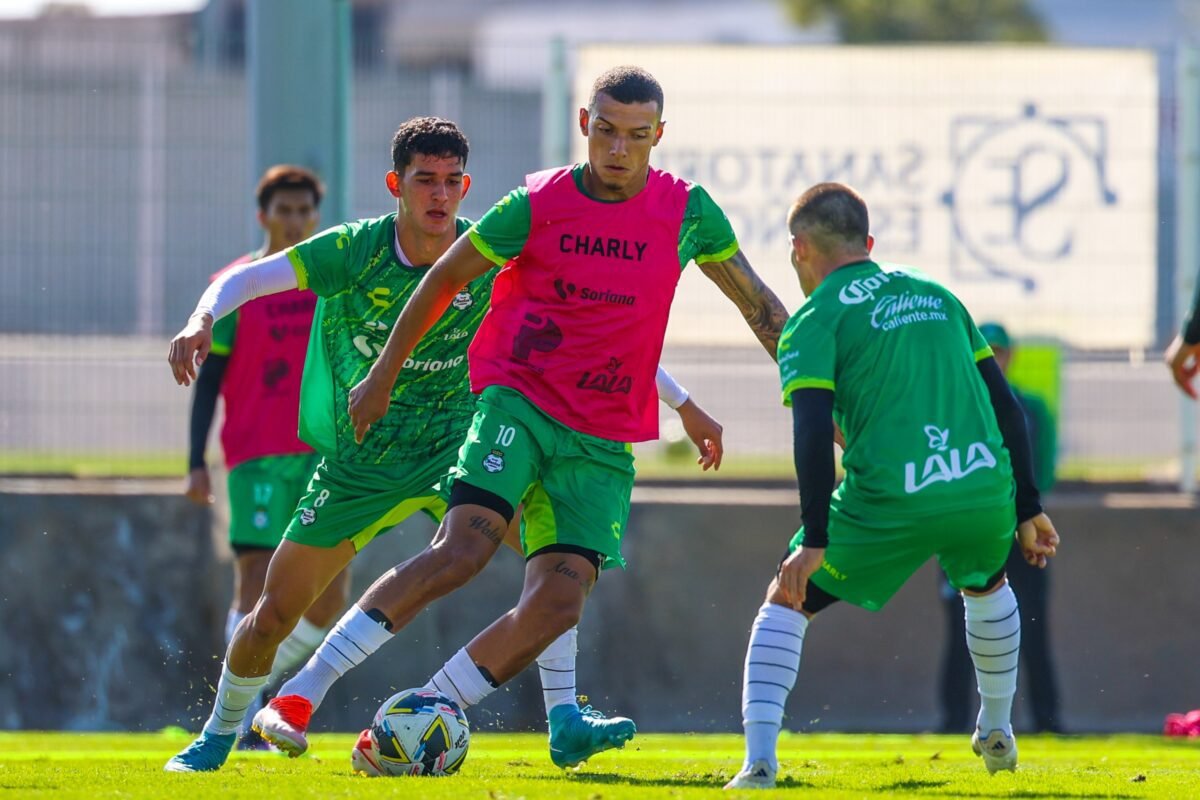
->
[865, 234, 875, 254]
[385, 170, 402, 198]
[461, 173, 471, 199]
[256, 209, 267, 229]
[578, 107, 590, 136]
[653, 120, 665, 146]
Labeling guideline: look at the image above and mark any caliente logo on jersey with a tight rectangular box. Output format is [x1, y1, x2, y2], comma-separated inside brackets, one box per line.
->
[904, 425, 997, 494]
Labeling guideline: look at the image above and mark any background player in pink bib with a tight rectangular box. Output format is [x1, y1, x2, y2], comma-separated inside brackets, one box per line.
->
[184, 165, 346, 746]
[257, 66, 790, 769]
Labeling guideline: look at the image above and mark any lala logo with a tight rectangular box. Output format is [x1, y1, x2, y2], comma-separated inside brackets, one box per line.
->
[903, 425, 997, 494]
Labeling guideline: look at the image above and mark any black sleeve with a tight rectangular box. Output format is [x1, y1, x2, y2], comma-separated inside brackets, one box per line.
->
[790, 388, 836, 549]
[977, 356, 1043, 523]
[188, 353, 228, 470]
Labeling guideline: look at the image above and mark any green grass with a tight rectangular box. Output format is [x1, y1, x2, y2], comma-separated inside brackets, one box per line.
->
[0, 731, 1195, 799]
[0, 451, 185, 478]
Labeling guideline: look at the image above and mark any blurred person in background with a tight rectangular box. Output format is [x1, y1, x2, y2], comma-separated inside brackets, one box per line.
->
[938, 322, 1061, 734]
[184, 165, 349, 748]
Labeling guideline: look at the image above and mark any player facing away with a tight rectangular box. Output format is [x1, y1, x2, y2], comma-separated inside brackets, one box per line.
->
[184, 165, 349, 747]
[164, 117, 720, 772]
[724, 183, 1061, 790]
[253, 65, 790, 766]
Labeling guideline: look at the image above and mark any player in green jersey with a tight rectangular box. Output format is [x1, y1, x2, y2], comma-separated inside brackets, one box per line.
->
[259, 66, 789, 770]
[725, 183, 1061, 790]
[164, 117, 721, 773]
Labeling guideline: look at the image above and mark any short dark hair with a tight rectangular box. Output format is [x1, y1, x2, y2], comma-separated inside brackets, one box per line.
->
[787, 183, 870, 251]
[256, 165, 324, 212]
[588, 65, 664, 114]
[391, 116, 470, 173]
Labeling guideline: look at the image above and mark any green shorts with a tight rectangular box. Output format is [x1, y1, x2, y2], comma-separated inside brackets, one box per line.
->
[448, 386, 635, 570]
[227, 453, 321, 550]
[789, 502, 1016, 611]
[283, 441, 461, 552]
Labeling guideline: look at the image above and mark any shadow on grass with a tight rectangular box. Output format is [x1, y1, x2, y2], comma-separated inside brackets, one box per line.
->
[939, 793, 1137, 799]
[531, 772, 816, 790]
[880, 779, 950, 791]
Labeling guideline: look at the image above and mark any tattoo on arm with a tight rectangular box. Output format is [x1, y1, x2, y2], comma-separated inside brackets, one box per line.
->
[698, 250, 789, 360]
[466, 515, 505, 546]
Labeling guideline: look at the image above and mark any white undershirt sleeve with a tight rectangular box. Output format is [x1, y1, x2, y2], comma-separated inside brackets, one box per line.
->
[656, 364, 690, 410]
[192, 250, 300, 322]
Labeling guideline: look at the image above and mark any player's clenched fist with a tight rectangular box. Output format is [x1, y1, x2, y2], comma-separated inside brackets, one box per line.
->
[168, 313, 214, 386]
[348, 371, 392, 444]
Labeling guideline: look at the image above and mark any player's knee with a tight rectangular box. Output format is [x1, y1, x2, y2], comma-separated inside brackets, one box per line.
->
[423, 541, 488, 591]
[518, 591, 584, 636]
[246, 594, 301, 644]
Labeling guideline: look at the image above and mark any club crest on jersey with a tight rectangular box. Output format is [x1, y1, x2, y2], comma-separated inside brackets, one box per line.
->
[483, 450, 505, 473]
[253, 510, 270, 530]
[299, 508, 317, 526]
[904, 425, 997, 494]
[451, 290, 474, 311]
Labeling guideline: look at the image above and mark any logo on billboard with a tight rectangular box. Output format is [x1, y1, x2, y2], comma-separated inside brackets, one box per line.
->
[941, 103, 1118, 291]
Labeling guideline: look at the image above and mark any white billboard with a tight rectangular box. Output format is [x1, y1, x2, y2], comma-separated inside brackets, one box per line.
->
[574, 45, 1159, 349]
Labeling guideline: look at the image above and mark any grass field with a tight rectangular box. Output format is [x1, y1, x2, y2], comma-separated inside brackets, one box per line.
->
[0, 731, 1195, 799]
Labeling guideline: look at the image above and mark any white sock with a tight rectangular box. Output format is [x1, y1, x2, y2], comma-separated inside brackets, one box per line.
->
[963, 584, 1020, 735]
[536, 627, 578, 715]
[202, 662, 269, 736]
[278, 605, 392, 710]
[425, 647, 499, 709]
[225, 609, 247, 646]
[740, 602, 807, 772]
[268, 616, 328, 686]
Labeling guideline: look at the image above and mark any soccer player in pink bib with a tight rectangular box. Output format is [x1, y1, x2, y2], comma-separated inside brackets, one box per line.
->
[184, 165, 347, 746]
[254, 66, 789, 767]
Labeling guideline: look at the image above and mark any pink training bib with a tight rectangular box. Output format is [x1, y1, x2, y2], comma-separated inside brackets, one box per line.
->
[469, 165, 689, 442]
[213, 256, 315, 468]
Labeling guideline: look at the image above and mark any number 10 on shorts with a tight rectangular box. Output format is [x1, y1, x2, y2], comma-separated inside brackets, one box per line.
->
[483, 425, 515, 474]
[495, 425, 516, 447]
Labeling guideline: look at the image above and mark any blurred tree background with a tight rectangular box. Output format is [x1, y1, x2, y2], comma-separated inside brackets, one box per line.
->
[780, 0, 1047, 42]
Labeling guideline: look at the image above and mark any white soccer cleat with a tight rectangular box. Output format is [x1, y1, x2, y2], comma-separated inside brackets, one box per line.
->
[723, 759, 777, 790]
[972, 728, 1018, 774]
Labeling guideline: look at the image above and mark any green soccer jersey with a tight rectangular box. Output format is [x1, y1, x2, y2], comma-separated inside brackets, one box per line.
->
[286, 214, 493, 465]
[778, 260, 1014, 519]
[465, 164, 740, 269]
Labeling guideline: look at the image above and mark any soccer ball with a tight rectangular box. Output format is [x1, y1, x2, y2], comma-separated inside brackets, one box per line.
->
[350, 688, 470, 777]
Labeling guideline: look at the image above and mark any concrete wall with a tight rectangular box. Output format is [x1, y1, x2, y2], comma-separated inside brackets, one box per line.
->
[2, 480, 1196, 733]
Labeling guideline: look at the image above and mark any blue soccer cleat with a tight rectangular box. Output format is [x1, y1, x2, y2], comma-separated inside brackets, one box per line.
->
[163, 731, 237, 772]
[548, 703, 637, 768]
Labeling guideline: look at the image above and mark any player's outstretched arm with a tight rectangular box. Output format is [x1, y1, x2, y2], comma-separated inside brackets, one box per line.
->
[167, 252, 298, 386]
[697, 249, 789, 360]
[348, 235, 494, 442]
